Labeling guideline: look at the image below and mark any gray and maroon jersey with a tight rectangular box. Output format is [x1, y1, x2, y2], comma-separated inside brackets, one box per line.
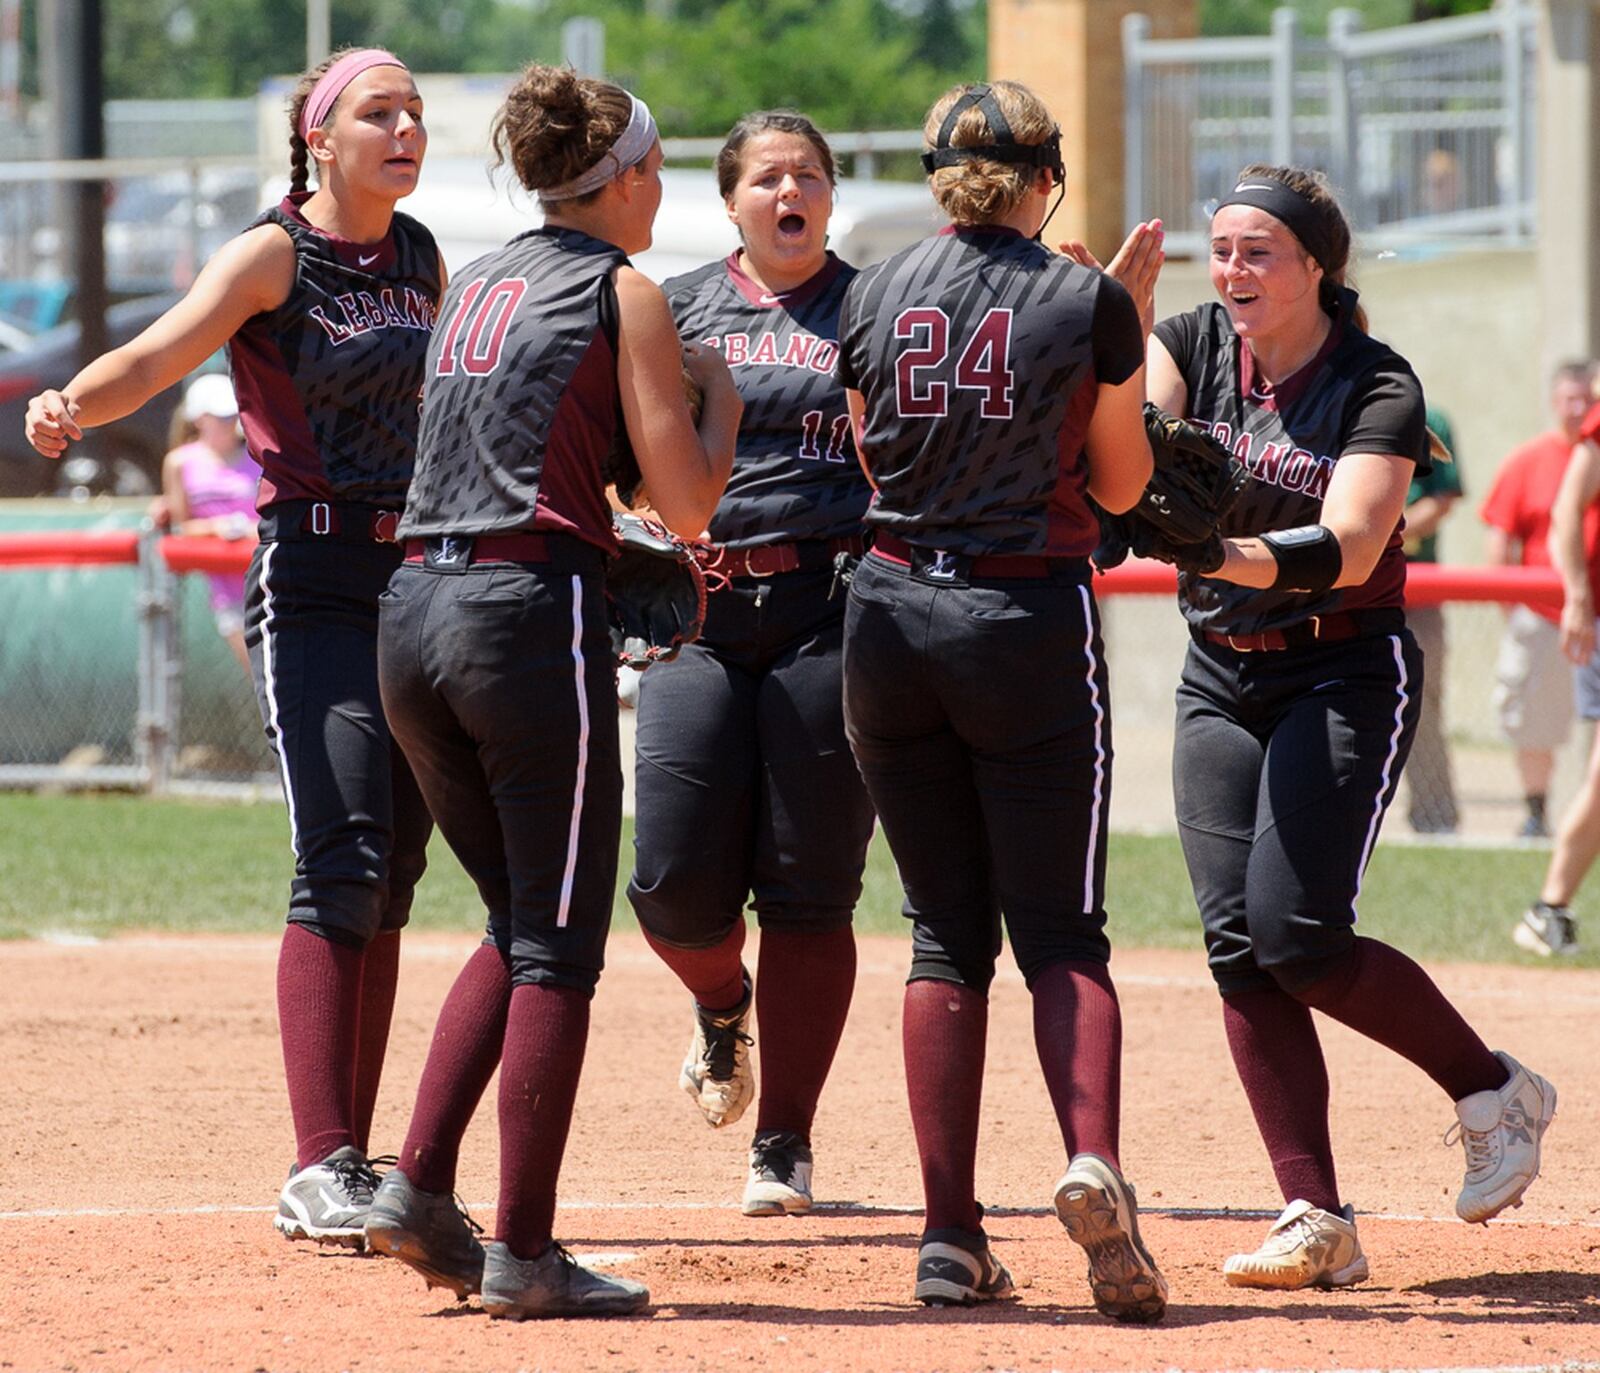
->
[399, 227, 628, 551]
[1153, 289, 1429, 636]
[836, 226, 1142, 558]
[228, 194, 440, 510]
[665, 252, 869, 548]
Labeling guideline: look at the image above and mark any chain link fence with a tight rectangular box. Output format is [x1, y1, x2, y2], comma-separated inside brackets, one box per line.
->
[0, 503, 274, 794]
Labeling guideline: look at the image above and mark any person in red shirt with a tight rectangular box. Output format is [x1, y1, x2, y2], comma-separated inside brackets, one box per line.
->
[1518, 392, 1600, 955]
[1479, 360, 1597, 839]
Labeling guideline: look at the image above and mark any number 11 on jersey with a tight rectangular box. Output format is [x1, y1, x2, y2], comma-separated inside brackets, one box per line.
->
[799, 410, 852, 464]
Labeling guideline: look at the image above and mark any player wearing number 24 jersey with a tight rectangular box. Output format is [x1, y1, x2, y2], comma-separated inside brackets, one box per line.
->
[836, 80, 1167, 1322]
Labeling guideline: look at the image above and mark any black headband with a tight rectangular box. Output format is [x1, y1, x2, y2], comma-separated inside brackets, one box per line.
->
[1213, 177, 1336, 273]
[920, 83, 1063, 180]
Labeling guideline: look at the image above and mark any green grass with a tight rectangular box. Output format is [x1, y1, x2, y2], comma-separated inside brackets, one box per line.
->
[0, 793, 1581, 968]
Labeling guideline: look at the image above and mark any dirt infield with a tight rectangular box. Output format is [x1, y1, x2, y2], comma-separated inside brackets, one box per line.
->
[4, 932, 1598, 1372]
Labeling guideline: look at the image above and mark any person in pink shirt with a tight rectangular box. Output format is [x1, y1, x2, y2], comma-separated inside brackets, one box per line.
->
[155, 373, 260, 669]
[1479, 360, 1598, 839]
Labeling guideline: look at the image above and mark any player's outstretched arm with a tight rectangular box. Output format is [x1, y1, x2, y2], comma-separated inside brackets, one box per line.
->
[1084, 370, 1153, 514]
[1061, 219, 1165, 338]
[23, 224, 294, 459]
[614, 265, 740, 538]
[1207, 451, 1415, 591]
[1145, 334, 1188, 416]
[1552, 438, 1600, 664]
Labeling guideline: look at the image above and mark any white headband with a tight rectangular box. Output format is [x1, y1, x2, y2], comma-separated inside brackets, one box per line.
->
[539, 95, 658, 203]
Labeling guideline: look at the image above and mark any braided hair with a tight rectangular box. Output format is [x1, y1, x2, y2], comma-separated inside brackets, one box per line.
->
[285, 49, 359, 194]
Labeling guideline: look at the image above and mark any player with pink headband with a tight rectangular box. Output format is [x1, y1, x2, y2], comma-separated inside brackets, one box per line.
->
[27, 47, 447, 1249]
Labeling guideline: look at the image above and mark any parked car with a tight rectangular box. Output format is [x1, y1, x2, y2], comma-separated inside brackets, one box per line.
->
[0, 292, 183, 497]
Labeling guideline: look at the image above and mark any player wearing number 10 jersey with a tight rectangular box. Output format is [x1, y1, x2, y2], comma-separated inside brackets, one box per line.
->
[625, 113, 877, 1220]
[836, 81, 1167, 1320]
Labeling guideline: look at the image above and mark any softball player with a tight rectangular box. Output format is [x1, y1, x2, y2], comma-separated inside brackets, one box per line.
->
[26, 49, 442, 1248]
[1143, 163, 1556, 1287]
[365, 65, 740, 1318]
[626, 111, 875, 1217]
[836, 81, 1167, 1322]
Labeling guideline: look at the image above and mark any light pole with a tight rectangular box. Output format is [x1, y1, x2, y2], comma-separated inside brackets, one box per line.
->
[308, 0, 331, 68]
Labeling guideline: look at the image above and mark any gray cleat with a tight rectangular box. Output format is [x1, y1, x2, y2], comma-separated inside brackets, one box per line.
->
[364, 1168, 485, 1299]
[480, 1240, 650, 1319]
[274, 1145, 380, 1250]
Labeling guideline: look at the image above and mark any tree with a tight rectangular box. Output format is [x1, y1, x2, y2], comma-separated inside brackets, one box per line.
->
[1199, 0, 1491, 36]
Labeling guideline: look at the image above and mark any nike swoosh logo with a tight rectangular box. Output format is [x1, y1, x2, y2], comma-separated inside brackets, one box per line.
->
[359, 252, 380, 267]
[1233, 182, 1277, 193]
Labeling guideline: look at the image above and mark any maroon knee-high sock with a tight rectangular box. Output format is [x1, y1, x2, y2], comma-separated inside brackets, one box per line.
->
[1295, 936, 1506, 1101]
[498, 984, 591, 1259]
[1031, 960, 1122, 1167]
[903, 978, 986, 1235]
[277, 924, 364, 1169]
[753, 925, 857, 1138]
[1223, 987, 1340, 1212]
[643, 922, 747, 1012]
[398, 943, 513, 1194]
[351, 928, 402, 1154]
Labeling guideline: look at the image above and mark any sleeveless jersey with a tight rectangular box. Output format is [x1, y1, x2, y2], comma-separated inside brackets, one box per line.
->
[835, 226, 1142, 558]
[1153, 289, 1430, 636]
[399, 227, 628, 551]
[228, 194, 440, 510]
[665, 252, 869, 547]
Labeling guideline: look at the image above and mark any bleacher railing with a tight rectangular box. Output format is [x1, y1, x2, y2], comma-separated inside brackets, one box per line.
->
[1124, 0, 1539, 257]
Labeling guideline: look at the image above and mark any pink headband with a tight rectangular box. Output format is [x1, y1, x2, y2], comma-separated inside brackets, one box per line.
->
[299, 49, 408, 142]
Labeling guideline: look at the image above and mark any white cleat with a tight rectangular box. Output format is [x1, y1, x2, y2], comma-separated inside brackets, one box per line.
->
[741, 1130, 814, 1216]
[1513, 903, 1578, 957]
[678, 974, 754, 1129]
[1223, 1199, 1369, 1290]
[1451, 1050, 1557, 1224]
[1053, 1154, 1168, 1322]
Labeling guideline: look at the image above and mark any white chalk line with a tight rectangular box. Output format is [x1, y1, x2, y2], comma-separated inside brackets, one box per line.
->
[3, 1199, 1597, 1230]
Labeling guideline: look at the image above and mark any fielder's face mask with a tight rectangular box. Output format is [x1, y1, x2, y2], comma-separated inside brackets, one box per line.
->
[920, 83, 1066, 240]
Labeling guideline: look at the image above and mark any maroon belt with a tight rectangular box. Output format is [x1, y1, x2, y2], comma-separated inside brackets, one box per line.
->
[261, 501, 401, 544]
[870, 532, 1081, 581]
[700, 536, 865, 578]
[404, 533, 550, 565]
[1202, 612, 1364, 653]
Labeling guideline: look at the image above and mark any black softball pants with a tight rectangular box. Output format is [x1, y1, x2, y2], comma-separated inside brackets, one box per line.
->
[1172, 628, 1423, 996]
[245, 538, 432, 947]
[627, 566, 875, 948]
[841, 552, 1112, 993]
[376, 544, 620, 993]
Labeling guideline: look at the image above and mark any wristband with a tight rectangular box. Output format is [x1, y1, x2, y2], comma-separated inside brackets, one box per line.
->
[1260, 524, 1342, 594]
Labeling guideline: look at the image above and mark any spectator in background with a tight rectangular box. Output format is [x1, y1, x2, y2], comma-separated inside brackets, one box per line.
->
[1421, 147, 1464, 218]
[1479, 360, 1597, 838]
[151, 374, 259, 671]
[1518, 399, 1600, 956]
[1403, 404, 1463, 833]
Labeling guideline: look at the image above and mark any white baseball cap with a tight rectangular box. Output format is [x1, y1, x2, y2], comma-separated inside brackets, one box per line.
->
[182, 373, 239, 422]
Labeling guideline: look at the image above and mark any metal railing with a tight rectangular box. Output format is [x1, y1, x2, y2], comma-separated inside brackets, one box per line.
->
[0, 526, 275, 794]
[1124, 0, 1539, 256]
